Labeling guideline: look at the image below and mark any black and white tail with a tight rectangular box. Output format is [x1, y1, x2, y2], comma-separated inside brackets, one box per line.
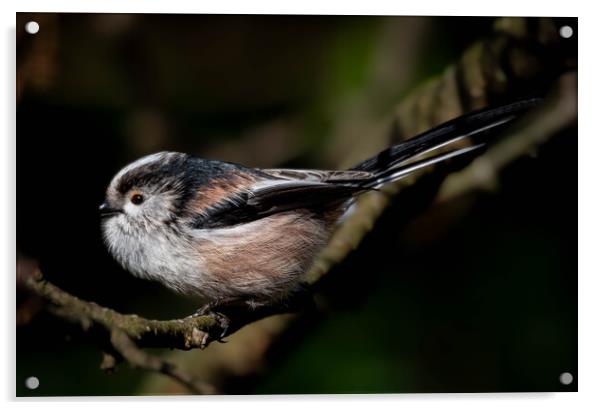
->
[352, 98, 540, 188]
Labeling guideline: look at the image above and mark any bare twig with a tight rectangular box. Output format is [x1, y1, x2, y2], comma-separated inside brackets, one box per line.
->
[110, 328, 217, 394]
[17, 261, 222, 393]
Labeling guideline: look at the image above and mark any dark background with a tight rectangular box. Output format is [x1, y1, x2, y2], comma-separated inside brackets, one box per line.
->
[16, 14, 576, 395]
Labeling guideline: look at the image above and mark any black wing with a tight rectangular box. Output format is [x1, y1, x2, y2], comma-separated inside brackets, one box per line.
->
[191, 144, 484, 230]
[191, 175, 369, 229]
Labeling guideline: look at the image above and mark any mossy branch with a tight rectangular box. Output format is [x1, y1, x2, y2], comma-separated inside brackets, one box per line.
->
[18, 264, 218, 350]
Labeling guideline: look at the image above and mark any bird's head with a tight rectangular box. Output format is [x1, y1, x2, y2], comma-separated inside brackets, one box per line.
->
[100, 151, 194, 233]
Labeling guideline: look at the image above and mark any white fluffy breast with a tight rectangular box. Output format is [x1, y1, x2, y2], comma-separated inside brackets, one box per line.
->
[101, 216, 208, 295]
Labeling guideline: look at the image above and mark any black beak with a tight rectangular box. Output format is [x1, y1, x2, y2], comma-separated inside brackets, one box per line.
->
[99, 202, 123, 218]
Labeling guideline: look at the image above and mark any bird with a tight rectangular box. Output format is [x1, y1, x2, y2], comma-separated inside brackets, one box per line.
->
[99, 99, 538, 328]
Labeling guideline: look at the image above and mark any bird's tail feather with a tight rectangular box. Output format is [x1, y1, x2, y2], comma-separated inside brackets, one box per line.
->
[350, 98, 540, 183]
[365, 143, 485, 188]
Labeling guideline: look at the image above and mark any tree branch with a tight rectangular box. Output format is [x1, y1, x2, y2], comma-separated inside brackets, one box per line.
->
[18, 264, 218, 350]
[109, 328, 217, 394]
[17, 257, 311, 394]
[17, 260, 222, 394]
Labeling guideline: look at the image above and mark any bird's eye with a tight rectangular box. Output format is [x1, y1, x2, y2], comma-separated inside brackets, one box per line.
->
[130, 193, 144, 205]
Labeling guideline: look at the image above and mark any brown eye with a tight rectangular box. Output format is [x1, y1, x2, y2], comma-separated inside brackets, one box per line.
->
[130, 193, 144, 205]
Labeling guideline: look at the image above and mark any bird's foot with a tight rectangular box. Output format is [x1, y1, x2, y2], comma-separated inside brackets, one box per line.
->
[204, 311, 230, 341]
[189, 288, 315, 343]
[190, 299, 236, 341]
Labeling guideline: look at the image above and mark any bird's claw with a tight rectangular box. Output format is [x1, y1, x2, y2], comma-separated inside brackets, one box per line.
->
[190, 303, 231, 341]
[206, 310, 230, 340]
